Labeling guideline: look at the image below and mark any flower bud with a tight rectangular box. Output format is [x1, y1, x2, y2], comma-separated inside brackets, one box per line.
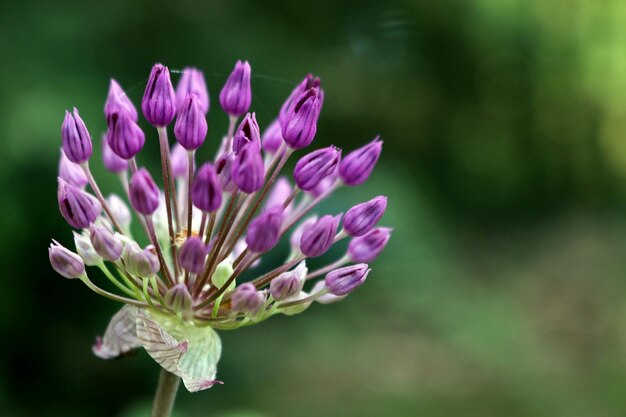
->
[325, 264, 370, 296]
[62, 108, 92, 164]
[279, 74, 322, 126]
[219, 60, 252, 117]
[58, 178, 101, 229]
[142, 63, 177, 127]
[107, 194, 131, 229]
[176, 67, 209, 114]
[231, 283, 265, 314]
[104, 79, 138, 121]
[49, 240, 85, 279]
[164, 284, 193, 317]
[281, 87, 322, 149]
[245, 206, 283, 253]
[261, 118, 283, 154]
[232, 141, 264, 194]
[129, 168, 160, 215]
[290, 216, 317, 249]
[215, 152, 236, 192]
[348, 227, 392, 263]
[338, 137, 382, 186]
[59, 149, 88, 188]
[191, 163, 223, 213]
[73, 231, 101, 266]
[343, 196, 387, 237]
[300, 214, 341, 257]
[170, 143, 190, 178]
[101, 135, 128, 173]
[174, 94, 208, 150]
[123, 242, 159, 277]
[90, 225, 123, 262]
[233, 112, 260, 154]
[106, 110, 145, 160]
[270, 261, 306, 301]
[264, 177, 292, 213]
[308, 170, 338, 198]
[311, 280, 346, 304]
[178, 237, 208, 274]
[293, 146, 341, 191]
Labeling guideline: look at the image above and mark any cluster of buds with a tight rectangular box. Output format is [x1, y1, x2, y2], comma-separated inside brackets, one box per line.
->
[49, 61, 390, 391]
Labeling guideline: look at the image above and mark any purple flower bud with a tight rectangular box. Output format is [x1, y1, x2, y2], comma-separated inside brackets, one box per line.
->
[290, 216, 317, 248]
[49, 240, 85, 279]
[215, 152, 236, 192]
[264, 177, 292, 213]
[176, 67, 209, 114]
[343, 196, 387, 237]
[62, 108, 92, 164]
[90, 225, 123, 262]
[232, 141, 265, 194]
[123, 242, 160, 277]
[106, 110, 146, 160]
[293, 146, 341, 191]
[174, 94, 208, 150]
[270, 262, 306, 301]
[261, 118, 284, 154]
[191, 163, 222, 213]
[107, 194, 131, 229]
[58, 178, 101, 229]
[308, 170, 338, 198]
[233, 112, 261, 154]
[245, 206, 283, 253]
[101, 135, 128, 173]
[281, 87, 322, 149]
[170, 143, 190, 178]
[104, 79, 138, 121]
[129, 168, 160, 215]
[178, 237, 208, 274]
[300, 214, 341, 257]
[279, 74, 322, 126]
[142, 63, 177, 127]
[311, 280, 346, 304]
[338, 137, 383, 186]
[231, 283, 265, 314]
[325, 264, 370, 296]
[219, 60, 252, 117]
[59, 149, 88, 188]
[348, 227, 392, 263]
[164, 284, 193, 317]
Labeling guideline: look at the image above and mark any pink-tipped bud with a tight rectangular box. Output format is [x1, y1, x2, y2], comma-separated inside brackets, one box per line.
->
[178, 237, 208, 274]
[62, 108, 92, 164]
[49, 240, 85, 279]
[129, 168, 160, 215]
[174, 94, 208, 150]
[219, 60, 252, 117]
[176, 67, 209, 114]
[233, 112, 261, 154]
[342, 196, 387, 237]
[231, 283, 265, 314]
[57, 178, 101, 229]
[142, 63, 177, 127]
[325, 264, 370, 296]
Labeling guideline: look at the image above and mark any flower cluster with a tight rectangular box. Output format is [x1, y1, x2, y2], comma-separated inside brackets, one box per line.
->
[49, 61, 390, 391]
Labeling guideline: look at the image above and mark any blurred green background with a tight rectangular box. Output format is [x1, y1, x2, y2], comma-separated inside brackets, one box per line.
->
[2, 0, 626, 416]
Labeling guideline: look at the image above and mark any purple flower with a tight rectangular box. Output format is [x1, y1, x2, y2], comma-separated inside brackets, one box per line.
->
[339, 137, 383, 186]
[90, 225, 123, 262]
[59, 149, 88, 188]
[219, 60, 252, 117]
[142, 63, 177, 127]
[49, 240, 85, 279]
[293, 146, 341, 191]
[129, 168, 160, 215]
[245, 207, 283, 253]
[164, 284, 193, 317]
[279, 74, 322, 126]
[348, 227, 392, 263]
[270, 262, 306, 301]
[232, 141, 264, 194]
[106, 110, 145, 160]
[325, 264, 370, 296]
[290, 216, 317, 249]
[62, 108, 92, 164]
[176, 67, 209, 114]
[178, 237, 208, 274]
[281, 87, 322, 149]
[261, 118, 283, 154]
[174, 94, 208, 150]
[264, 177, 292, 213]
[191, 163, 222, 213]
[299, 214, 341, 257]
[171, 143, 190, 178]
[233, 112, 261, 154]
[57, 178, 101, 229]
[342, 196, 387, 237]
[215, 152, 236, 192]
[231, 283, 265, 314]
[122, 242, 159, 277]
[308, 170, 338, 198]
[104, 79, 138, 121]
[101, 135, 128, 173]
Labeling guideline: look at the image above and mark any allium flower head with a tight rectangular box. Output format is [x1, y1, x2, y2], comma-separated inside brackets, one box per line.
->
[49, 60, 390, 393]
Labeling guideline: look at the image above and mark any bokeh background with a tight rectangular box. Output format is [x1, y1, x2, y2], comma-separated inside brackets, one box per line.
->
[2, 0, 626, 416]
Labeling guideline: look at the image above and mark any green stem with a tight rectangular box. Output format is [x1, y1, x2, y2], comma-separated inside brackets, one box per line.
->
[151, 368, 181, 417]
